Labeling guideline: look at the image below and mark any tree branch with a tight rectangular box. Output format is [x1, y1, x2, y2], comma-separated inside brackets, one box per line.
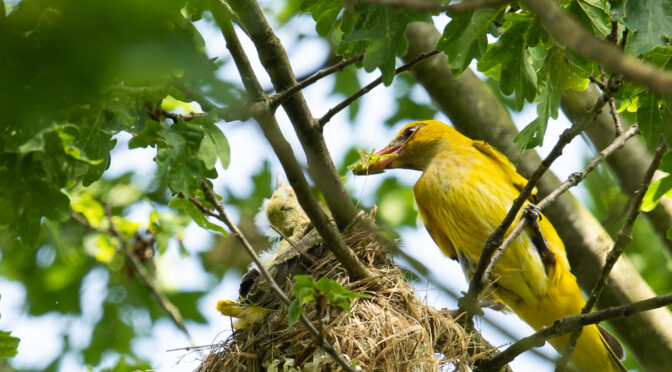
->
[315, 50, 440, 130]
[226, 0, 361, 231]
[519, 0, 672, 96]
[196, 181, 358, 372]
[356, 0, 512, 14]
[210, 0, 371, 280]
[556, 138, 667, 370]
[269, 53, 364, 111]
[481, 292, 672, 370]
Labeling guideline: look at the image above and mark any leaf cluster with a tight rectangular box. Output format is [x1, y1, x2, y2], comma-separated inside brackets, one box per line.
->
[288, 275, 370, 327]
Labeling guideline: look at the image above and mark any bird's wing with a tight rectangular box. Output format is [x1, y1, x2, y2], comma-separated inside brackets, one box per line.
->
[471, 140, 538, 202]
[417, 202, 458, 259]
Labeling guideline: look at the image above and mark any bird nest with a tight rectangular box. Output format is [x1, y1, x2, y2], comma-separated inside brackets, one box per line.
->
[197, 219, 495, 371]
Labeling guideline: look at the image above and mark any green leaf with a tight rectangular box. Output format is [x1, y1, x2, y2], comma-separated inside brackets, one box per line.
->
[300, 0, 343, 36]
[156, 122, 214, 196]
[168, 197, 227, 236]
[478, 14, 537, 110]
[515, 48, 565, 149]
[0, 331, 20, 359]
[641, 175, 672, 212]
[566, 0, 611, 38]
[343, 4, 430, 85]
[436, 9, 500, 77]
[641, 46, 672, 70]
[638, 91, 663, 148]
[667, 226, 672, 242]
[288, 298, 304, 327]
[661, 150, 672, 173]
[315, 277, 370, 315]
[623, 0, 672, 55]
[198, 122, 230, 170]
[128, 120, 164, 149]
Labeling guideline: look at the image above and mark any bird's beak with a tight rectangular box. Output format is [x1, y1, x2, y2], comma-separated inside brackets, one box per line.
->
[351, 143, 404, 175]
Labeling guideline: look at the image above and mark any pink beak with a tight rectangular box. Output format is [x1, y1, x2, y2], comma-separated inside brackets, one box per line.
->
[361, 144, 403, 174]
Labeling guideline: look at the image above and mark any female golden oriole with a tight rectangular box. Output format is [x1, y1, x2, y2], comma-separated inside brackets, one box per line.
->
[353, 120, 625, 372]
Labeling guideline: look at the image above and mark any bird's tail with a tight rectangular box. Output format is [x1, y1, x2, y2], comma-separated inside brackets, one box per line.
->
[216, 300, 269, 329]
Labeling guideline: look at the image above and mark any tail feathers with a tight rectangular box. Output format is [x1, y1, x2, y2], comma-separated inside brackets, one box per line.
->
[216, 300, 269, 329]
[597, 325, 627, 372]
[217, 300, 244, 317]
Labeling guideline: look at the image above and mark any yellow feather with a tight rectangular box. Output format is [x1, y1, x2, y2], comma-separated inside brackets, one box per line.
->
[359, 120, 625, 372]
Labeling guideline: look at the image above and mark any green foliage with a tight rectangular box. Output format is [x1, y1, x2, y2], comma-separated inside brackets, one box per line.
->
[436, 9, 500, 77]
[301, 0, 430, 85]
[567, 0, 611, 38]
[621, 0, 672, 56]
[478, 14, 539, 111]
[0, 300, 20, 360]
[288, 275, 370, 326]
[342, 5, 431, 85]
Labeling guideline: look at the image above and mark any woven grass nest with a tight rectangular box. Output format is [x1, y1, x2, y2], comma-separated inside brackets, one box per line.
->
[198, 213, 496, 372]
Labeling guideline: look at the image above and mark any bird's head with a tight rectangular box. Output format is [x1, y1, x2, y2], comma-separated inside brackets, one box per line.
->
[352, 120, 463, 174]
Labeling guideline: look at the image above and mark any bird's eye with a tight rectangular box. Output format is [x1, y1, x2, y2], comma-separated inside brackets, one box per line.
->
[402, 125, 419, 139]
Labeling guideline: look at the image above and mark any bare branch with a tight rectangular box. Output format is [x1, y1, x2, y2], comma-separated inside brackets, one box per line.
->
[269, 53, 364, 111]
[556, 138, 667, 370]
[196, 181, 358, 372]
[519, 0, 672, 96]
[480, 292, 672, 370]
[356, 0, 511, 14]
[315, 50, 440, 129]
[210, 0, 371, 280]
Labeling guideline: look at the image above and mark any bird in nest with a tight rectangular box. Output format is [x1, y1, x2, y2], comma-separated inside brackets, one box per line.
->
[216, 175, 326, 329]
[351, 120, 626, 372]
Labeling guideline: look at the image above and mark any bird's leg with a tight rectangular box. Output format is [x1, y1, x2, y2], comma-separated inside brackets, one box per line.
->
[523, 205, 556, 272]
[479, 300, 506, 312]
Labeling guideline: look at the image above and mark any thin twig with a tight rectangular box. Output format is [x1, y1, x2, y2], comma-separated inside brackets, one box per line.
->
[72, 209, 196, 346]
[269, 53, 364, 111]
[482, 125, 640, 287]
[555, 138, 667, 371]
[480, 292, 672, 371]
[607, 96, 623, 136]
[196, 181, 358, 372]
[356, 0, 511, 14]
[269, 225, 318, 265]
[459, 121, 588, 318]
[315, 50, 440, 129]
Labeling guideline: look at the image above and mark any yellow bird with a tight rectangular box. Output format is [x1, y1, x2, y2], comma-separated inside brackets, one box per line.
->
[217, 175, 322, 329]
[353, 120, 625, 372]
